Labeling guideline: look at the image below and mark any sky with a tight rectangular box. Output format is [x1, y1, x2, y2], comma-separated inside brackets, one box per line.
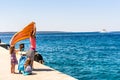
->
[0, 0, 120, 32]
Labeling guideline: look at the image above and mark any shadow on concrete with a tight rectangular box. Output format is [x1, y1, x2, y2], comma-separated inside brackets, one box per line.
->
[33, 68, 54, 71]
[14, 72, 37, 75]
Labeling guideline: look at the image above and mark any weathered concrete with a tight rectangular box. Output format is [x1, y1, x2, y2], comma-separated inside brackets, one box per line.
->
[0, 47, 78, 80]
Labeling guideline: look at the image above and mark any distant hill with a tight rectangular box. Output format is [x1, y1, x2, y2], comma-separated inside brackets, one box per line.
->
[0, 31, 120, 34]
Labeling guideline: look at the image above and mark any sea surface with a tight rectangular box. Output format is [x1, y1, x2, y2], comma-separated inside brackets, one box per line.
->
[0, 32, 120, 80]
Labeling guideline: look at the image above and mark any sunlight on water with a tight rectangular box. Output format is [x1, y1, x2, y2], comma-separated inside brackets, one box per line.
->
[1, 32, 120, 80]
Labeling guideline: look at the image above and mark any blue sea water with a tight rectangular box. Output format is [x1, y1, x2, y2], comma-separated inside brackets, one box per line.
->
[0, 32, 120, 80]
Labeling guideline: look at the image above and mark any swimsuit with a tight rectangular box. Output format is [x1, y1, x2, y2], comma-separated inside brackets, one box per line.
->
[11, 52, 18, 64]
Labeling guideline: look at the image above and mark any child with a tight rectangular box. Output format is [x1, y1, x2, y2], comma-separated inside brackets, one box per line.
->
[10, 45, 18, 74]
[16, 43, 24, 55]
[22, 58, 32, 75]
[18, 43, 26, 74]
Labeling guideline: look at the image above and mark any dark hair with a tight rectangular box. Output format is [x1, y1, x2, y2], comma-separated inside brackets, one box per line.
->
[19, 43, 24, 51]
[10, 45, 15, 54]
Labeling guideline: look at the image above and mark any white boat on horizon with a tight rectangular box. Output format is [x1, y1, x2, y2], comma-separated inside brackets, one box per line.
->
[100, 29, 108, 33]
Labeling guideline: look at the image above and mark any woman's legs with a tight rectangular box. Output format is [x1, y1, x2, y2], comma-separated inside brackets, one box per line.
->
[31, 60, 34, 68]
[26, 49, 35, 68]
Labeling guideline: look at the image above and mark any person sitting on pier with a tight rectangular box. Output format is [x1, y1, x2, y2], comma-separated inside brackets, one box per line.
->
[34, 51, 44, 64]
[23, 58, 32, 75]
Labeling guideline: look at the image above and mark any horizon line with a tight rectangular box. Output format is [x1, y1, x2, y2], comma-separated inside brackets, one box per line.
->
[0, 30, 120, 33]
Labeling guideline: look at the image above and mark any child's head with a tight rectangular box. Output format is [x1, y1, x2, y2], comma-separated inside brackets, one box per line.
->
[19, 43, 24, 51]
[10, 45, 15, 54]
[34, 53, 44, 64]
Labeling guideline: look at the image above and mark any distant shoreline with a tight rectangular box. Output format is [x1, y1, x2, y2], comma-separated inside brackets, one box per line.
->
[0, 31, 120, 34]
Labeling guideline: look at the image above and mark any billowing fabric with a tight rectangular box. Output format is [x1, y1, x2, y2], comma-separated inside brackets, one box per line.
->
[10, 22, 35, 45]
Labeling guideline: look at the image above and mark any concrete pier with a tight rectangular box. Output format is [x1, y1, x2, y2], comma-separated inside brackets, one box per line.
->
[0, 46, 77, 80]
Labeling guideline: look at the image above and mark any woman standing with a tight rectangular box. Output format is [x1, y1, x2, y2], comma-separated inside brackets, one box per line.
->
[26, 25, 36, 68]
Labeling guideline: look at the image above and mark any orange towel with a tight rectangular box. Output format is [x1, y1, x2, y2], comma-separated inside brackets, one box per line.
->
[10, 22, 35, 45]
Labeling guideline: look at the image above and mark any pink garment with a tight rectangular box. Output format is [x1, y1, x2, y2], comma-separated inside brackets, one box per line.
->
[30, 36, 36, 50]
